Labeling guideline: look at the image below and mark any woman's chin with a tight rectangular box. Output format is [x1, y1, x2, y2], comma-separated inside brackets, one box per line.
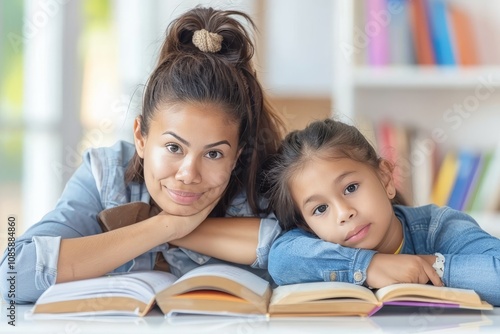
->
[159, 203, 205, 217]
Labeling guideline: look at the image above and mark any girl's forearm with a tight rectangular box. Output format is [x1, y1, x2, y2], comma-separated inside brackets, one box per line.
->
[169, 217, 260, 265]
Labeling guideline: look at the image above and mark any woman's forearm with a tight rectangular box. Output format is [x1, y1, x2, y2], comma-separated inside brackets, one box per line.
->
[169, 217, 260, 265]
[57, 215, 173, 283]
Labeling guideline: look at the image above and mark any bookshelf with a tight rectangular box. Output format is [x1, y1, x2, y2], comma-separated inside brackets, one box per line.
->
[331, 0, 500, 216]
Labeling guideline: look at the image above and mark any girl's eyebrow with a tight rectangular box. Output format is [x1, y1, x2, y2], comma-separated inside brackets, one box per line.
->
[162, 131, 231, 149]
[301, 170, 356, 207]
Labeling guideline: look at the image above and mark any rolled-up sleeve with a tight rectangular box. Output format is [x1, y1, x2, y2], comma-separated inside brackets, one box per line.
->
[268, 228, 376, 286]
[33, 236, 61, 291]
[252, 214, 282, 269]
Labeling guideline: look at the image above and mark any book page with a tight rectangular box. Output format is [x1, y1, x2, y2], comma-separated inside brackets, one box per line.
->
[375, 283, 481, 305]
[173, 264, 269, 297]
[271, 282, 378, 305]
[36, 271, 177, 305]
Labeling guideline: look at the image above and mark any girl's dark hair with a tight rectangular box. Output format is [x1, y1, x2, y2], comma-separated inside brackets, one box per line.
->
[267, 118, 406, 232]
[125, 7, 285, 216]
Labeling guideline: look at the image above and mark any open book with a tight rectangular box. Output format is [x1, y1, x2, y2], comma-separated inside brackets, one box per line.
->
[29, 264, 492, 318]
[29, 264, 271, 318]
[269, 281, 493, 317]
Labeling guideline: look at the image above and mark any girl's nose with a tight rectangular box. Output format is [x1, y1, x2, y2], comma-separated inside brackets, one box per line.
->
[336, 201, 356, 224]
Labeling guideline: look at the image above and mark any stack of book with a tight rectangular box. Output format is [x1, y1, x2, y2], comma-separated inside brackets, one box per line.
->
[360, 0, 493, 67]
[360, 119, 500, 212]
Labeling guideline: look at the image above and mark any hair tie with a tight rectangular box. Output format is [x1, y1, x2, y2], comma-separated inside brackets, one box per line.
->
[192, 29, 223, 53]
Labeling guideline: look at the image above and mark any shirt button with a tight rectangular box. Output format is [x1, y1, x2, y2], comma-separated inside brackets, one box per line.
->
[329, 272, 337, 281]
[354, 270, 363, 282]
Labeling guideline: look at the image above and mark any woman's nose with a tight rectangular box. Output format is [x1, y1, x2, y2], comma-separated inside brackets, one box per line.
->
[175, 157, 201, 184]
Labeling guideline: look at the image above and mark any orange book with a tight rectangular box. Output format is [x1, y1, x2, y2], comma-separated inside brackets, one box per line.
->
[448, 5, 478, 66]
[409, 0, 435, 65]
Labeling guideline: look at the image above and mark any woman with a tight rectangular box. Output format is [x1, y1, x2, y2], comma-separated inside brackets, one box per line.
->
[0, 6, 285, 303]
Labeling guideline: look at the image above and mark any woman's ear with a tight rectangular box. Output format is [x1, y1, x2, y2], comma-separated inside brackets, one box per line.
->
[133, 116, 146, 159]
[232, 147, 244, 170]
[378, 159, 396, 199]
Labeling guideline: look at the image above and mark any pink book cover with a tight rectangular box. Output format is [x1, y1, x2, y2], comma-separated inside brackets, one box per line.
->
[366, 0, 390, 66]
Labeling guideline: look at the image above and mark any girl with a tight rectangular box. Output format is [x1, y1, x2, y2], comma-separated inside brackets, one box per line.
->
[0, 7, 285, 303]
[267, 118, 500, 306]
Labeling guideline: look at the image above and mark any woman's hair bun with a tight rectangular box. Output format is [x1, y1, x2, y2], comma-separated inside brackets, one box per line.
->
[159, 6, 256, 64]
[192, 29, 223, 53]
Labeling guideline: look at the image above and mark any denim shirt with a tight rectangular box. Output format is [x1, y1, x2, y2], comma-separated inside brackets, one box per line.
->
[268, 204, 500, 306]
[0, 141, 281, 303]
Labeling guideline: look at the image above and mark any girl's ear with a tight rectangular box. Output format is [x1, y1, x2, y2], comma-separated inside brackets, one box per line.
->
[133, 116, 146, 159]
[378, 159, 396, 199]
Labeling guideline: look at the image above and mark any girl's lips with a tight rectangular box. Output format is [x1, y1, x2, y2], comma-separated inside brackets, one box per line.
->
[345, 224, 371, 243]
[166, 188, 203, 205]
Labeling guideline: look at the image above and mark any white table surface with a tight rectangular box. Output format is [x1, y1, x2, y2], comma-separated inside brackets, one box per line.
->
[2, 303, 500, 333]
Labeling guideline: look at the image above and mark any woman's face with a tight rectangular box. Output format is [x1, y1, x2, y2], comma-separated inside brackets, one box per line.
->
[134, 102, 241, 216]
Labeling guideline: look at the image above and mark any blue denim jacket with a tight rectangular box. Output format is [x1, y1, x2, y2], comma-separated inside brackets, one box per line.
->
[268, 204, 500, 306]
[0, 141, 281, 303]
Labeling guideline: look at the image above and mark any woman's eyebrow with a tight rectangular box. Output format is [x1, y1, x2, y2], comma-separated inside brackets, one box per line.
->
[162, 131, 231, 148]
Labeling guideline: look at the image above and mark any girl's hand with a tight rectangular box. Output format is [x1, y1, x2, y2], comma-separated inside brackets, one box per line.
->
[365, 254, 443, 288]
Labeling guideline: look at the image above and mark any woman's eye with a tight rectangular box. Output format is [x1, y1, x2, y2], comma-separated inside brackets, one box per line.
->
[345, 183, 359, 195]
[166, 144, 182, 154]
[205, 150, 223, 159]
[313, 204, 328, 216]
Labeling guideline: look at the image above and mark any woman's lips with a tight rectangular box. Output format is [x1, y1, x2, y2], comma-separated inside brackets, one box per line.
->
[345, 224, 371, 243]
[166, 188, 203, 205]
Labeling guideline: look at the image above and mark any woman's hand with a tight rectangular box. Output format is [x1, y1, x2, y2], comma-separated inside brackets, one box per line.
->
[157, 187, 223, 241]
[366, 254, 443, 288]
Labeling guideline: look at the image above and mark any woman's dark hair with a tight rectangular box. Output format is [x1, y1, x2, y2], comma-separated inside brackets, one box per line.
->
[267, 118, 406, 233]
[125, 7, 285, 216]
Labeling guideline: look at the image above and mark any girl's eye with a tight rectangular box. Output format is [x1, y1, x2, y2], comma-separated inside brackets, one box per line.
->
[205, 150, 223, 159]
[166, 143, 182, 154]
[345, 183, 359, 195]
[313, 204, 328, 216]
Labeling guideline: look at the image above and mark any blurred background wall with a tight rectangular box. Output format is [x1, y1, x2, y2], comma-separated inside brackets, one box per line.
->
[0, 0, 332, 247]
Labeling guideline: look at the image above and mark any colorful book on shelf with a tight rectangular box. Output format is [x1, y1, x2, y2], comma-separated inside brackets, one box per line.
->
[408, 0, 435, 65]
[448, 4, 478, 66]
[426, 0, 456, 66]
[376, 121, 413, 204]
[467, 145, 500, 212]
[431, 152, 458, 207]
[446, 150, 481, 211]
[462, 152, 488, 212]
[410, 130, 436, 206]
[366, 0, 390, 66]
[387, 0, 415, 65]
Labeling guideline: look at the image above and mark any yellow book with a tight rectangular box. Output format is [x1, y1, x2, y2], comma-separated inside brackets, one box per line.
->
[431, 152, 459, 206]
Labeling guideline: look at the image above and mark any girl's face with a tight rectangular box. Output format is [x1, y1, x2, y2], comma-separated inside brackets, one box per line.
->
[289, 157, 402, 253]
[134, 102, 241, 216]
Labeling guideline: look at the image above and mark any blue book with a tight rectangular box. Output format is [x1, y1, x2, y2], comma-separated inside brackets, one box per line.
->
[426, 0, 456, 65]
[447, 151, 481, 211]
[388, 0, 415, 65]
